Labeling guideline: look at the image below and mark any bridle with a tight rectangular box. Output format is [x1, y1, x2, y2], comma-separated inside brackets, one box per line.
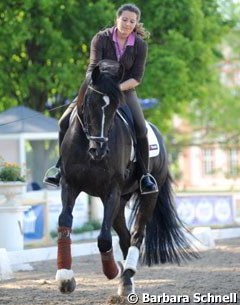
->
[77, 85, 110, 143]
[88, 85, 105, 96]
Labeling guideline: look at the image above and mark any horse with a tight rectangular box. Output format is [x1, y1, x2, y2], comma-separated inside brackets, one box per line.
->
[55, 59, 198, 296]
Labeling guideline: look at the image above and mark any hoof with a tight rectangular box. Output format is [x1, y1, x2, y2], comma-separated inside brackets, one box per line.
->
[117, 283, 134, 297]
[108, 295, 126, 303]
[117, 273, 134, 296]
[58, 277, 76, 294]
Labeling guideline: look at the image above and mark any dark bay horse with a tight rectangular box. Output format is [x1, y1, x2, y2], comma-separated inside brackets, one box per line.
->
[56, 60, 198, 296]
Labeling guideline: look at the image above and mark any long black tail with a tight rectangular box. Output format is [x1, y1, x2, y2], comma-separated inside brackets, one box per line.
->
[130, 172, 199, 266]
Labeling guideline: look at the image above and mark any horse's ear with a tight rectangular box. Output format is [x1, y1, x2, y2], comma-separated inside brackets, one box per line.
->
[91, 65, 100, 84]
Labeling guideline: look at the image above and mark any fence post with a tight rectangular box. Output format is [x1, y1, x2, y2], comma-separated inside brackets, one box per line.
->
[0, 248, 13, 280]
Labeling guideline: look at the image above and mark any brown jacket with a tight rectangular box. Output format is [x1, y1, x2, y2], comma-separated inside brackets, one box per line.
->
[86, 27, 148, 83]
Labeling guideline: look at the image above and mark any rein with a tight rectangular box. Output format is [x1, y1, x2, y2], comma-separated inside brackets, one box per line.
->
[0, 102, 72, 128]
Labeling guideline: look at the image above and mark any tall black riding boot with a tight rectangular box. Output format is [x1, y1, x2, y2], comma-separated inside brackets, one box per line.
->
[137, 136, 158, 194]
[43, 130, 65, 187]
[43, 157, 61, 187]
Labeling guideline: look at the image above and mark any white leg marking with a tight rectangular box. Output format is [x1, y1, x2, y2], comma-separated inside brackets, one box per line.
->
[56, 269, 74, 281]
[124, 246, 139, 274]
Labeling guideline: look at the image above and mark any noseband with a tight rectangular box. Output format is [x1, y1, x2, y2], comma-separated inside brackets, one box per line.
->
[77, 85, 110, 143]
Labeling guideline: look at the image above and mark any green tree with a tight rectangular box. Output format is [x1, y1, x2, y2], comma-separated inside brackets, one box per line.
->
[0, 0, 235, 128]
[0, 0, 115, 114]
[188, 1, 240, 143]
[171, 0, 240, 150]
[124, 0, 233, 132]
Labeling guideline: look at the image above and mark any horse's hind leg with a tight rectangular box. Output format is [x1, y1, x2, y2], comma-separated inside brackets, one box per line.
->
[119, 193, 158, 296]
[55, 183, 79, 294]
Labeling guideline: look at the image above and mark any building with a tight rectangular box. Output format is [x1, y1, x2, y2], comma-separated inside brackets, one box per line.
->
[0, 106, 58, 187]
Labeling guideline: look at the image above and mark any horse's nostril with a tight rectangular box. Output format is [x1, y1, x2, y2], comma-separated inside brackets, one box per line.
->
[88, 148, 97, 159]
[88, 146, 108, 161]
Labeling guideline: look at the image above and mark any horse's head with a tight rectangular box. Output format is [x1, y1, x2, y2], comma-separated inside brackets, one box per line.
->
[82, 60, 124, 161]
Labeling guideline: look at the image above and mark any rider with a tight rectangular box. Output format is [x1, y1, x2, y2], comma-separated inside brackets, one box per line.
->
[43, 3, 158, 194]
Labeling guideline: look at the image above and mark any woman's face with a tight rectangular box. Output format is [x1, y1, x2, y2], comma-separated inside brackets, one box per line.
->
[116, 10, 138, 37]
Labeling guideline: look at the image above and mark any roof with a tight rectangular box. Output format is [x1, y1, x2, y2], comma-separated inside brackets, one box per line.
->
[0, 106, 58, 134]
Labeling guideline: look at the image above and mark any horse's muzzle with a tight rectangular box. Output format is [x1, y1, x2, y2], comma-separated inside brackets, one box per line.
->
[88, 140, 109, 161]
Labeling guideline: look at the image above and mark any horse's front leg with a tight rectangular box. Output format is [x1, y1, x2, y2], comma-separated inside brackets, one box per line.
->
[98, 188, 122, 280]
[55, 182, 80, 294]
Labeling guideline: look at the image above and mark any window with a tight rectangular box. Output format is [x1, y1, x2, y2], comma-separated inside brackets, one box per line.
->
[203, 148, 214, 175]
[228, 149, 239, 177]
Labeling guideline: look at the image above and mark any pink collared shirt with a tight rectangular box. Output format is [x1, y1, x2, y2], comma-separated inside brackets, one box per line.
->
[112, 27, 135, 61]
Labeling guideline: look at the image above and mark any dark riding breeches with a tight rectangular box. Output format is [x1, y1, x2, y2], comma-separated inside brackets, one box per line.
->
[124, 90, 147, 139]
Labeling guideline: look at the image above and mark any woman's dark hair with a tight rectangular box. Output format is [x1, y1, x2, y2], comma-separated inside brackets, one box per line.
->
[116, 3, 150, 39]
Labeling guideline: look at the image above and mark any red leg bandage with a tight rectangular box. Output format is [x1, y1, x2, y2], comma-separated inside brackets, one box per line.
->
[57, 227, 72, 270]
[100, 248, 120, 280]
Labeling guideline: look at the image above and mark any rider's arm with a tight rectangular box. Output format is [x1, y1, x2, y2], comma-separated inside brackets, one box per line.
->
[120, 39, 148, 91]
[87, 33, 104, 76]
[130, 39, 148, 83]
[119, 78, 139, 91]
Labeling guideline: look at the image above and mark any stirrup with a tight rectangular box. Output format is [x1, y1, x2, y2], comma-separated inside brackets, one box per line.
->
[43, 166, 61, 187]
[140, 173, 158, 195]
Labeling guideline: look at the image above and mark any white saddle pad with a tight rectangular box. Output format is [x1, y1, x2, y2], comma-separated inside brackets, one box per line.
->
[147, 121, 160, 158]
